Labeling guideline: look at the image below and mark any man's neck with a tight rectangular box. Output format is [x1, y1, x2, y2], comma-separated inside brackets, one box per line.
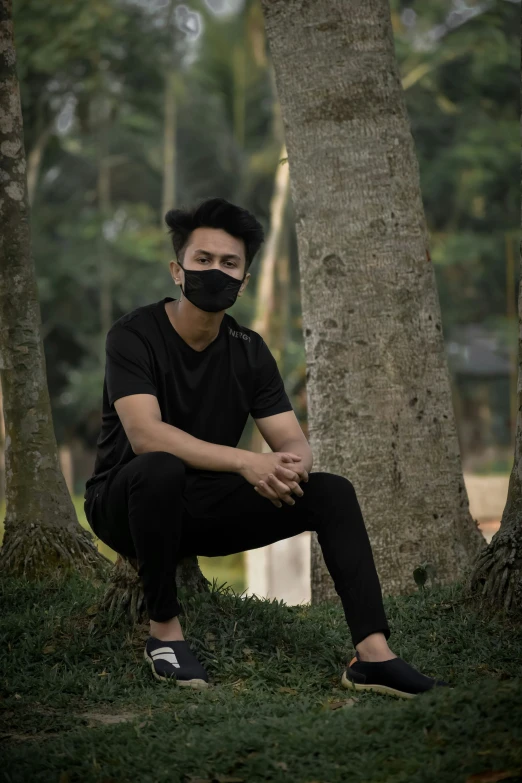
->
[165, 298, 223, 351]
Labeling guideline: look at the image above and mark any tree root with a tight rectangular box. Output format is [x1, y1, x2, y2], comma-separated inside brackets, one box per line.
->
[97, 555, 147, 626]
[467, 525, 522, 616]
[0, 523, 111, 580]
[177, 556, 212, 595]
[97, 553, 211, 627]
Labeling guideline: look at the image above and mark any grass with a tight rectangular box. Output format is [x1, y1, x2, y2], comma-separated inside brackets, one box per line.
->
[0, 572, 521, 783]
[0, 497, 246, 593]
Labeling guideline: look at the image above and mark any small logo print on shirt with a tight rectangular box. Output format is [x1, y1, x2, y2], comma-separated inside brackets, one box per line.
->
[228, 326, 251, 342]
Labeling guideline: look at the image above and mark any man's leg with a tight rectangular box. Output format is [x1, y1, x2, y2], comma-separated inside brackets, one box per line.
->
[181, 469, 449, 696]
[92, 459, 447, 694]
[92, 451, 190, 641]
[180, 470, 392, 656]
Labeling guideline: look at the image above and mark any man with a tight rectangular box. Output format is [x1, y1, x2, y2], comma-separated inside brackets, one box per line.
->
[84, 197, 448, 697]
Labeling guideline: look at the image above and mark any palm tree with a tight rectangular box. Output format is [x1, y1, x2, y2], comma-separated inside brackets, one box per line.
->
[259, 0, 484, 599]
[0, 0, 109, 580]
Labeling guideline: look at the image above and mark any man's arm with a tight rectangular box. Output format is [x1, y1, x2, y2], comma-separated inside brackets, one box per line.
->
[250, 336, 312, 475]
[114, 393, 251, 473]
[254, 410, 313, 474]
[276, 438, 313, 474]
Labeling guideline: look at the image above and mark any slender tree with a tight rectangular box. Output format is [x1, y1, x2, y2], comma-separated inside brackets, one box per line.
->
[0, 0, 109, 579]
[250, 142, 290, 454]
[260, 0, 484, 598]
[467, 15, 522, 615]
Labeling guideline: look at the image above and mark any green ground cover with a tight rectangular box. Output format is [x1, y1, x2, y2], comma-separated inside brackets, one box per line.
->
[0, 571, 521, 783]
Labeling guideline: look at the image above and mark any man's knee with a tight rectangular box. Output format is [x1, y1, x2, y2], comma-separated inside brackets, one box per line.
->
[309, 471, 356, 496]
[131, 451, 186, 493]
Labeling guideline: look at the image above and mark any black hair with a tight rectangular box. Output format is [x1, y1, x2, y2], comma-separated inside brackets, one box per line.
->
[165, 197, 265, 273]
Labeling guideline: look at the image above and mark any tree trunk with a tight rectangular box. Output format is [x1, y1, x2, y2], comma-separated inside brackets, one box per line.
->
[97, 142, 112, 362]
[274, 227, 291, 376]
[467, 450, 522, 614]
[232, 39, 246, 150]
[161, 69, 177, 222]
[260, 0, 484, 599]
[467, 47, 522, 615]
[250, 142, 290, 453]
[26, 122, 53, 207]
[0, 0, 110, 580]
[58, 444, 74, 496]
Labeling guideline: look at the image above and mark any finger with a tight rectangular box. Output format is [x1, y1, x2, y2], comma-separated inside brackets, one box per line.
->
[267, 473, 293, 494]
[259, 478, 292, 507]
[254, 485, 282, 508]
[279, 458, 305, 480]
[290, 481, 304, 497]
[266, 475, 296, 506]
[273, 467, 304, 496]
[280, 479, 304, 498]
[289, 463, 308, 483]
[274, 464, 299, 481]
[281, 453, 303, 463]
[257, 480, 283, 505]
[279, 462, 306, 483]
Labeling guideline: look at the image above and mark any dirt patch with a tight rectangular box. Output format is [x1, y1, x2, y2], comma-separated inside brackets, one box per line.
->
[78, 710, 140, 726]
[0, 708, 142, 744]
[0, 729, 63, 744]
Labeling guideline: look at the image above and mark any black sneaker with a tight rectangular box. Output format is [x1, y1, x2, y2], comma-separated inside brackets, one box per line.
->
[341, 652, 449, 699]
[144, 637, 210, 689]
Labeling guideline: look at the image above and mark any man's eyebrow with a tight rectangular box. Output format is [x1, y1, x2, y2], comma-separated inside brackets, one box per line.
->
[193, 248, 242, 261]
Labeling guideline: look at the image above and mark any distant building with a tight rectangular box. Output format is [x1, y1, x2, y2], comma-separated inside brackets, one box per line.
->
[446, 323, 513, 458]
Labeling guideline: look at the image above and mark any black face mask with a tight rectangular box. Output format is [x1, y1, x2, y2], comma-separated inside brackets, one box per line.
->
[178, 264, 245, 313]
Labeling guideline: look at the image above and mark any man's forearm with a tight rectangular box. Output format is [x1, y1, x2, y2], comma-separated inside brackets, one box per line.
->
[134, 419, 250, 473]
[277, 438, 313, 474]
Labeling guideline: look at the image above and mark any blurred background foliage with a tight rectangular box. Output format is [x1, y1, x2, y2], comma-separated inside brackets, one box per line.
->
[4, 0, 520, 498]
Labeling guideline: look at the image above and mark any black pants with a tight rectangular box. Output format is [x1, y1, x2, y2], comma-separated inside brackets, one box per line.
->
[84, 451, 390, 647]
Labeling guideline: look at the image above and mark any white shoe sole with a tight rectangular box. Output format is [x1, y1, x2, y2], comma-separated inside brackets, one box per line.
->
[341, 670, 416, 699]
[144, 649, 209, 689]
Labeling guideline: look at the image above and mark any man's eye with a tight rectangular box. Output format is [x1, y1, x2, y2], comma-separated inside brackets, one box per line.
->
[198, 258, 235, 267]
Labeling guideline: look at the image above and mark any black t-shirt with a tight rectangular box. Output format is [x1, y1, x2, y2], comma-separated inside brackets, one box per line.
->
[84, 296, 293, 515]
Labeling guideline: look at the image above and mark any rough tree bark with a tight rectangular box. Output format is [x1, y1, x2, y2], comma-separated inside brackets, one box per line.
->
[260, 0, 484, 598]
[467, 22, 522, 615]
[0, 0, 110, 579]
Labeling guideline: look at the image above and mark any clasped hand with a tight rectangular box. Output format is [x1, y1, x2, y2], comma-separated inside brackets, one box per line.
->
[239, 451, 309, 508]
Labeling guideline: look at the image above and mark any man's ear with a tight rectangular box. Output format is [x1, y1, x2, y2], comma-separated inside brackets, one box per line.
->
[239, 271, 250, 295]
[170, 259, 183, 285]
